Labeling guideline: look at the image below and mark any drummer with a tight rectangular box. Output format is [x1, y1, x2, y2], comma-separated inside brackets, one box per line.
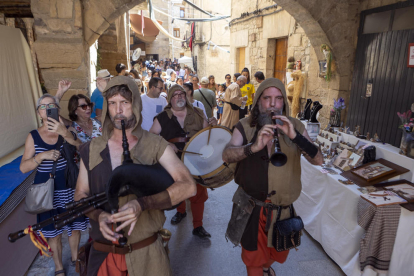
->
[149, 84, 217, 238]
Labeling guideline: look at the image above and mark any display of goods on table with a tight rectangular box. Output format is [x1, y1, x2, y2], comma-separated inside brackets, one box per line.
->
[340, 159, 410, 187]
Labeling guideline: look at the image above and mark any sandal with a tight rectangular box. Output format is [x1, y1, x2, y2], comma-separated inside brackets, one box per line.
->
[55, 270, 65, 276]
[263, 266, 276, 276]
[70, 259, 76, 267]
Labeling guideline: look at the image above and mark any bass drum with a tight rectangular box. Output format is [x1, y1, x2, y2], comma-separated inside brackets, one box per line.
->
[181, 126, 236, 189]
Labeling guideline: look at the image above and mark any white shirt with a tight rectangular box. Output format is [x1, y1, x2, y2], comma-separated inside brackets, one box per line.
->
[179, 68, 185, 77]
[192, 100, 207, 118]
[166, 68, 174, 79]
[140, 94, 168, 131]
[166, 80, 176, 90]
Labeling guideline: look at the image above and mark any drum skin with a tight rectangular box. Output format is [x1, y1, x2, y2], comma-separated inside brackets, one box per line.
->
[181, 126, 236, 189]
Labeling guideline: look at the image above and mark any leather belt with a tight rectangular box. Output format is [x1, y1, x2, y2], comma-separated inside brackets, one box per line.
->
[248, 197, 288, 232]
[168, 137, 190, 143]
[93, 233, 158, 255]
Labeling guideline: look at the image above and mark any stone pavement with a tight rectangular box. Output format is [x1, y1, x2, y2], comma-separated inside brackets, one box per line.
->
[26, 181, 345, 276]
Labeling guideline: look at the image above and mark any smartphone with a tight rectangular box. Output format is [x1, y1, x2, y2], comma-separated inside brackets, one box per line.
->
[46, 107, 59, 122]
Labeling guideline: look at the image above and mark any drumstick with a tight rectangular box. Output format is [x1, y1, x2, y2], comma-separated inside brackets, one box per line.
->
[178, 150, 202, 155]
[207, 126, 212, 145]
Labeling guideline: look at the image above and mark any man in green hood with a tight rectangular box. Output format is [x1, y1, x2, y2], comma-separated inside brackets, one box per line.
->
[223, 78, 322, 276]
[75, 76, 196, 276]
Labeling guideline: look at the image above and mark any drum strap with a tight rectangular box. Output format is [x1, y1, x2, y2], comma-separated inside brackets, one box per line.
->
[168, 137, 190, 143]
[193, 106, 207, 120]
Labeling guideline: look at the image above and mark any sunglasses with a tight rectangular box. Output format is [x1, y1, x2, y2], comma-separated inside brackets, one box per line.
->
[172, 92, 186, 99]
[78, 103, 93, 110]
[38, 103, 58, 110]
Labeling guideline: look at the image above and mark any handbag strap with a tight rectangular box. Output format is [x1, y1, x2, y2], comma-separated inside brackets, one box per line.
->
[276, 204, 295, 221]
[50, 136, 64, 178]
[197, 89, 213, 110]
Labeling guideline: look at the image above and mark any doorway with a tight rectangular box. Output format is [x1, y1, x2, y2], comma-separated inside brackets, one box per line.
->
[237, 47, 245, 73]
[146, 54, 159, 61]
[274, 37, 288, 84]
[347, 3, 414, 146]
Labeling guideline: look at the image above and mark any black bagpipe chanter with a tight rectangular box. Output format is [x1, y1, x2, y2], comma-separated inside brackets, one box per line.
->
[9, 120, 175, 245]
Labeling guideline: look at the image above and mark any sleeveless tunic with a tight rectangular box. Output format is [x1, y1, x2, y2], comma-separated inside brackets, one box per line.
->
[233, 117, 305, 249]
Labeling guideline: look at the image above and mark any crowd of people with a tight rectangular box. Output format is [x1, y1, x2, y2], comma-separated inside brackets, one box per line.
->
[20, 57, 321, 276]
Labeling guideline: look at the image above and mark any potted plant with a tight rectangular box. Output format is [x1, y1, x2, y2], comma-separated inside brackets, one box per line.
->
[329, 97, 345, 127]
[397, 110, 414, 159]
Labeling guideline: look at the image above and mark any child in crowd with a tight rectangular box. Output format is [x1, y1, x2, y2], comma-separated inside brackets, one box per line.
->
[217, 84, 225, 124]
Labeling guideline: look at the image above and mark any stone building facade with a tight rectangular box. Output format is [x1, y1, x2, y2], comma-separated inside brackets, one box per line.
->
[230, 2, 341, 126]
[191, 0, 231, 83]
[0, 0, 408, 120]
[229, 0, 407, 126]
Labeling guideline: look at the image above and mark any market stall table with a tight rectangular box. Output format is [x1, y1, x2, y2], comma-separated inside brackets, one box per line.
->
[295, 156, 414, 275]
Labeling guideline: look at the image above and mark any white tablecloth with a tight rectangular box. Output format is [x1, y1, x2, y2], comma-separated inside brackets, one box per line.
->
[295, 157, 414, 276]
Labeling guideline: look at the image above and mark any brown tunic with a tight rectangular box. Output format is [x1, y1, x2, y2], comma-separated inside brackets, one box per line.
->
[234, 116, 305, 250]
[221, 83, 243, 130]
[80, 131, 172, 276]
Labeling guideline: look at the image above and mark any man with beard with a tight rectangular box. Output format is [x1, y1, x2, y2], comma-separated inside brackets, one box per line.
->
[222, 78, 323, 276]
[149, 84, 217, 238]
[74, 76, 196, 276]
[221, 76, 248, 130]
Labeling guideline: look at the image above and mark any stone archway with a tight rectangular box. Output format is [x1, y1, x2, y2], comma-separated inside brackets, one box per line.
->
[272, 0, 405, 124]
[30, 0, 145, 116]
[83, 0, 146, 47]
[272, 0, 361, 123]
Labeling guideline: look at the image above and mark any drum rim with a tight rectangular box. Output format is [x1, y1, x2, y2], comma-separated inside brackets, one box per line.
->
[181, 125, 232, 178]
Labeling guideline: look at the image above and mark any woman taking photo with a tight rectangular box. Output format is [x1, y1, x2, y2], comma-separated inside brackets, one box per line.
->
[20, 94, 88, 276]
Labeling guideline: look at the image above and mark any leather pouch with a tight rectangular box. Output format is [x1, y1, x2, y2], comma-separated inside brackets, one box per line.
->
[225, 187, 255, 246]
[76, 241, 92, 276]
[272, 205, 304, 252]
[225, 101, 240, 111]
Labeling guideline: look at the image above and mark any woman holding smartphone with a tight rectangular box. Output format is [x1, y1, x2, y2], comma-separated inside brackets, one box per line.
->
[20, 94, 88, 276]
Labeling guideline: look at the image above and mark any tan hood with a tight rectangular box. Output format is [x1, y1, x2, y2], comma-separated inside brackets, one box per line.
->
[251, 78, 290, 117]
[251, 77, 295, 147]
[164, 84, 193, 111]
[89, 76, 144, 170]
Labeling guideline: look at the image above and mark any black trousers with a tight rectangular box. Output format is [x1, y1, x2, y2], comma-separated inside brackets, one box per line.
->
[239, 107, 248, 119]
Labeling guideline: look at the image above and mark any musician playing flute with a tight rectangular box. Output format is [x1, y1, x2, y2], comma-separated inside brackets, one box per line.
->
[149, 84, 217, 238]
[222, 78, 323, 276]
[74, 76, 196, 276]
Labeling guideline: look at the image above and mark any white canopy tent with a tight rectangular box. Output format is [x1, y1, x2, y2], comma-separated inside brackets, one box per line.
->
[178, 56, 194, 71]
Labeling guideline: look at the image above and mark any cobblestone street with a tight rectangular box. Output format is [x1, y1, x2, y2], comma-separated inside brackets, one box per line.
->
[27, 181, 344, 276]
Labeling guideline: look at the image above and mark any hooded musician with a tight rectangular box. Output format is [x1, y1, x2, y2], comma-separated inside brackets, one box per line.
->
[222, 78, 323, 276]
[149, 84, 217, 239]
[74, 76, 196, 276]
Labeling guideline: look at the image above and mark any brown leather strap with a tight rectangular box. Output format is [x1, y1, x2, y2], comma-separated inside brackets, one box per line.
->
[93, 233, 158, 255]
[168, 137, 190, 143]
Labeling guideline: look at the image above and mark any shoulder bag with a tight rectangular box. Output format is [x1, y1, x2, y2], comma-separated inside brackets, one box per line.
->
[25, 136, 63, 214]
[197, 89, 213, 110]
[272, 204, 304, 252]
